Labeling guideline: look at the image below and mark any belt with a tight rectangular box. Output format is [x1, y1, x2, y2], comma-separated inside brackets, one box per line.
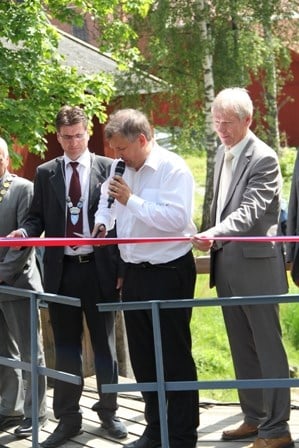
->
[64, 253, 94, 264]
[125, 252, 192, 270]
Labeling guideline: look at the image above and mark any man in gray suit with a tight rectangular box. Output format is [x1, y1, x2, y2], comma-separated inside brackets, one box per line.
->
[192, 88, 293, 448]
[0, 137, 47, 438]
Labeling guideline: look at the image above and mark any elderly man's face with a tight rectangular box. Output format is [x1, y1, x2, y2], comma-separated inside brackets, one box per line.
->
[213, 109, 251, 148]
[0, 147, 9, 178]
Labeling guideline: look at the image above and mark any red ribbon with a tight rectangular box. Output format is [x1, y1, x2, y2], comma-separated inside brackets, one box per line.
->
[1, 236, 191, 247]
[0, 235, 298, 247]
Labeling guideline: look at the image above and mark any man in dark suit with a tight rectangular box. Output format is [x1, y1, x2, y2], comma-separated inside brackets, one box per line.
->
[10, 106, 127, 448]
[286, 151, 299, 284]
[0, 137, 47, 438]
[192, 88, 293, 448]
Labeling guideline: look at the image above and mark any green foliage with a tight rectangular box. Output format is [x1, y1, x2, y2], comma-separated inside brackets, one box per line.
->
[281, 303, 299, 350]
[281, 277, 299, 352]
[191, 274, 299, 402]
[0, 0, 151, 167]
[279, 147, 297, 198]
[125, 0, 299, 153]
[184, 153, 206, 229]
[191, 277, 238, 402]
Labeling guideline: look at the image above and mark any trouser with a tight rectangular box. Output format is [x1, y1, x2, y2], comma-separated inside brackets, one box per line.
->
[214, 249, 291, 438]
[0, 299, 47, 418]
[122, 251, 199, 448]
[48, 257, 118, 425]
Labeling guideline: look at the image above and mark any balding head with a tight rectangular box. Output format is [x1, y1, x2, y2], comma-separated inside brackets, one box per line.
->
[0, 137, 10, 177]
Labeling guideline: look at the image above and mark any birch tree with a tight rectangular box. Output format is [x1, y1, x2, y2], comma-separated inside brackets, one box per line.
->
[125, 0, 299, 228]
[0, 0, 152, 165]
[195, 0, 217, 230]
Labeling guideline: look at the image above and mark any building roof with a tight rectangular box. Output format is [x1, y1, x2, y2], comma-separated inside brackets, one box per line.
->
[57, 28, 118, 75]
[57, 29, 166, 94]
[1, 27, 165, 94]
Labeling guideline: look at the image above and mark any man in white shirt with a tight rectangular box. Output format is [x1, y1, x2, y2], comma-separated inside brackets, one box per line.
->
[93, 108, 199, 448]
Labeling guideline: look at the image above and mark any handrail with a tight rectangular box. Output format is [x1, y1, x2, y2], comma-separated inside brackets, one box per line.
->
[0, 285, 81, 448]
[97, 293, 299, 448]
[0, 277, 297, 447]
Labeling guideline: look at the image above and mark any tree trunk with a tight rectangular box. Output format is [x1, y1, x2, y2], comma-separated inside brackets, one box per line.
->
[263, 24, 280, 152]
[196, 0, 217, 231]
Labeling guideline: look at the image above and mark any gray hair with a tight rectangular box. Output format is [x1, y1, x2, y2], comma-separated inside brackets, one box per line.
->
[104, 108, 153, 141]
[0, 137, 9, 158]
[212, 87, 253, 119]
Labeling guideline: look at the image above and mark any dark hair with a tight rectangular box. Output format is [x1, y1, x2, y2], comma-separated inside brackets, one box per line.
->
[104, 108, 153, 141]
[55, 106, 88, 131]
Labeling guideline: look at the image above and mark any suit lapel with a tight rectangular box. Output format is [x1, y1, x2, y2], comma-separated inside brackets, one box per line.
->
[49, 158, 66, 212]
[225, 137, 254, 206]
[88, 154, 104, 210]
[211, 137, 255, 223]
[211, 146, 225, 222]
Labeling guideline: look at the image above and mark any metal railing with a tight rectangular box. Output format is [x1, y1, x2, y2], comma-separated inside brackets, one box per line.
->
[1, 284, 299, 447]
[0, 285, 81, 448]
[98, 293, 299, 448]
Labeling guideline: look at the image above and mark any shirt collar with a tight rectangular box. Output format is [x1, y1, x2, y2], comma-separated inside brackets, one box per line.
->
[227, 132, 251, 160]
[142, 142, 161, 171]
[64, 149, 90, 169]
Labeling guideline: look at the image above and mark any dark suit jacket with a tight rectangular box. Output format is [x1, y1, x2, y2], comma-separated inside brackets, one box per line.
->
[23, 153, 120, 300]
[286, 149, 299, 283]
[209, 132, 288, 295]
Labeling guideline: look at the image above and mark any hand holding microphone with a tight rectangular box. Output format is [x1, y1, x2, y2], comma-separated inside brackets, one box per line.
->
[107, 160, 131, 207]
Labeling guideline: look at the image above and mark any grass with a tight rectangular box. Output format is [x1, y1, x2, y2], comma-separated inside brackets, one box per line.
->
[191, 276, 238, 402]
[191, 273, 299, 402]
[184, 147, 299, 402]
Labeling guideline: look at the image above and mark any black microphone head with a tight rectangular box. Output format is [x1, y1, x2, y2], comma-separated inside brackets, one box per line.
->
[114, 160, 125, 176]
[107, 160, 126, 208]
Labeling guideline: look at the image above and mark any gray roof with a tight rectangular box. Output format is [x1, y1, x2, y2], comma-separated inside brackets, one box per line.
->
[57, 29, 117, 75]
[57, 29, 166, 94]
[0, 27, 166, 94]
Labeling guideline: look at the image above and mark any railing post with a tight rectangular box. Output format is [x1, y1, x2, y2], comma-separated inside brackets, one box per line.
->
[0, 285, 82, 447]
[30, 291, 39, 448]
[151, 301, 169, 448]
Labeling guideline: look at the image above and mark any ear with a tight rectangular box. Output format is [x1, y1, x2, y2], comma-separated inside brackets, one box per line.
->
[246, 115, 252, 127]
[138, 133, 147, 146]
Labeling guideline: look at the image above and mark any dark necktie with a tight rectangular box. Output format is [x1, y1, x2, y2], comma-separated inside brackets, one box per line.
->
[66, 162, 83, 237]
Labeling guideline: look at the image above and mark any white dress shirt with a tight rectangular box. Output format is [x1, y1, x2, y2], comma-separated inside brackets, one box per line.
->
[95, 143, 197, 264]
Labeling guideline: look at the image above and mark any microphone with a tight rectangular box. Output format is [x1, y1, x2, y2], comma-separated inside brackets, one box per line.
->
[107, 160, 126, 208]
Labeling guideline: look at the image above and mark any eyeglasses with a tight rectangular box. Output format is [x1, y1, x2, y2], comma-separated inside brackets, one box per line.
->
[59, 133, 86, 141]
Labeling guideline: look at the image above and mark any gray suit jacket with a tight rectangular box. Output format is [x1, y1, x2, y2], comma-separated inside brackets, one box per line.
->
[286, 149, 299, 283]
[209, 132, 288, 294]
[0, 172, 43, 301]
[23, 153, 121, 300]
